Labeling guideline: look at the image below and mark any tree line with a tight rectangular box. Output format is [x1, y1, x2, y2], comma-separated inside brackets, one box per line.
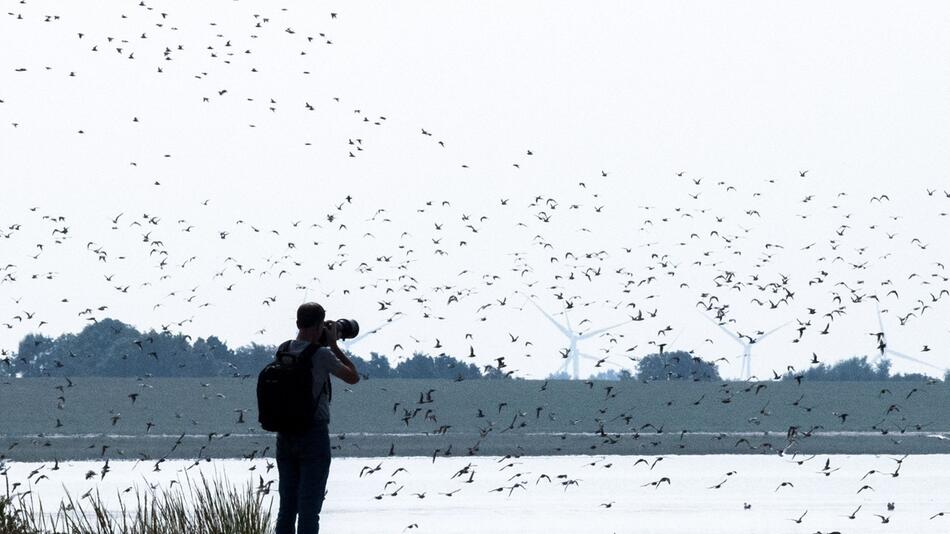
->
[570, 351, 722, 382]
[1, 319, 943, 382]
[0, 318, 506, 380]
[571, 352, 945, 383]
[779, 356, 942, 383]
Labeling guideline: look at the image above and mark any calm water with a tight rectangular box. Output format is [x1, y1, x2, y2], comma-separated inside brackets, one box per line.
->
[5, 454, 950, 533]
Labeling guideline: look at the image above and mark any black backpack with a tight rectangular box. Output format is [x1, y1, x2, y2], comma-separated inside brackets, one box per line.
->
[257, 340, 328, 432]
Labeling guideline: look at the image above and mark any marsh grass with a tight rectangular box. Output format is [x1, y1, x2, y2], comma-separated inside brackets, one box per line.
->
[1, 493, 33, 534]
[1, 469, 273, 534]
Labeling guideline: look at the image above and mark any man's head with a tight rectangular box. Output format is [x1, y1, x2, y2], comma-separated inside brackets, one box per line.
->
[296, 302, 326, 331]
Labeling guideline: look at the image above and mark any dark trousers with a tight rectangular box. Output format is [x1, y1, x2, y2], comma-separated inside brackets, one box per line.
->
[275, 421, 331, 534]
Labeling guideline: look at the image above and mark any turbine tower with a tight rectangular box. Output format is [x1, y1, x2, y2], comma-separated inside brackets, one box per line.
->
[519, 292, 633, 379]
[700, 312, 789, 380]
[873, 302, 943, 373]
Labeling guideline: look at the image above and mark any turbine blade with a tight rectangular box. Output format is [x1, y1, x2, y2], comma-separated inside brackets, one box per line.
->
[522, 294, 571, 337]
[754, 321, 791, 343]
[698, 311, 742, 343]
[884, 349, 943, 371]
[347, 317, 404, 346]
[558, 358, 570, 374]
[578, 319, 634, 340]
[668, 328, 685, 349]
[876, 302, 887, 344]
[563, 310, 574, 334]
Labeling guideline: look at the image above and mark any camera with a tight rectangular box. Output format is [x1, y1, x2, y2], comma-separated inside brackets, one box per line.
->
[320, 318, 359, 345]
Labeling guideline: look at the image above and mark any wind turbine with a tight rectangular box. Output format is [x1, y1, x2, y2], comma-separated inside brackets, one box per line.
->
[700, 312, 789, 380]
[519, 292, 634, 379]
[873, 302, 943, 373]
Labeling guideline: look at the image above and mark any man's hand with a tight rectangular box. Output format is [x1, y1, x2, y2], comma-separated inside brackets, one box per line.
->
[323, 321, 340, 347]
[321, 320, 359, 384]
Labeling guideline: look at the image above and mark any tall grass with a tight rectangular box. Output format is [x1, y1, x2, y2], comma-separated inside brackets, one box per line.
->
[1, 493, 34, 534]
[1, 470, 273, 534]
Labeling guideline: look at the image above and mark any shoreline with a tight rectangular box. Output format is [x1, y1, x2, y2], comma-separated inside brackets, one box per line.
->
[3, 430, 949, 462]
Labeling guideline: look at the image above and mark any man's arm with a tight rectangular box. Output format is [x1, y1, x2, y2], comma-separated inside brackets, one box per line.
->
[329, 344, 360, 385]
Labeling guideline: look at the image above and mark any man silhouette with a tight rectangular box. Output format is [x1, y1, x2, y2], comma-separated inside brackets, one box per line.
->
[275, 302, 360, 534]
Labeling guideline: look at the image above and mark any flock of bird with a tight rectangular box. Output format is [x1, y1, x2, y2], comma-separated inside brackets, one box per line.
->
[3, 445, 949, 533]
[2, 1, 950, 532]
[2, 1, 949, 378]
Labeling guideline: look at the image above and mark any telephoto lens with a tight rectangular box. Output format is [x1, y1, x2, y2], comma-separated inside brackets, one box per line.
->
[334, 319, 359, 340]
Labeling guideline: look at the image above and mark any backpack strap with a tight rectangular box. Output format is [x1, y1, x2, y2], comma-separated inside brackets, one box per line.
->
[304, 342, 332, 404]
[275, 339, 292, 357]
[276, 340, 322, 355]
[300, 340, 322, 363]
[279, 340, 329, 401]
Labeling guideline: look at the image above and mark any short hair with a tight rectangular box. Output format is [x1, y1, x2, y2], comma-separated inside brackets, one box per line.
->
[296, 302, 326, 329]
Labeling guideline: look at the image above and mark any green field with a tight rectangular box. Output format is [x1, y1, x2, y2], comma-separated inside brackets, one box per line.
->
[2, 377, 949, 461]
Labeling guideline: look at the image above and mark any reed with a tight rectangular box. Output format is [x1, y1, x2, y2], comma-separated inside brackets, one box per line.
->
[0, 493, 35, 534]
[1, 470, 273, 534]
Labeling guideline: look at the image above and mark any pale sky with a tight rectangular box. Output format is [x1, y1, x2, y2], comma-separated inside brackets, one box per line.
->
[1, 1, 949, 379]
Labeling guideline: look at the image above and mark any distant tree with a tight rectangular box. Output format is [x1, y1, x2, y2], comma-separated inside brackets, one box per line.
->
[14, 333, 55, 375]
[0, 319, 504, 379]
[392, 352, 485, 379]
[6, 320, 239, 377]
[636, 351, 720, 381]
[231, 343, 275, 376]
[874, 358, 892, 379]
[481, 365, 514, 379]
[782, 356, 938, 382]
[354, 352, 396, 379]
[588, 368, 634, 381]
[889, 371, 933, 382]
[789, 356, 879, 381]
[547, 367, 635, 381]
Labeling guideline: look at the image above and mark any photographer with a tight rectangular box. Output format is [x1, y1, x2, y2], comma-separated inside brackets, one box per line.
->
[275, 302, 359, 534]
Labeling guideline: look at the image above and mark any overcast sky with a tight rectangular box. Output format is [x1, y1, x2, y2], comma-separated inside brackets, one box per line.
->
[1, 1, 949, 379]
